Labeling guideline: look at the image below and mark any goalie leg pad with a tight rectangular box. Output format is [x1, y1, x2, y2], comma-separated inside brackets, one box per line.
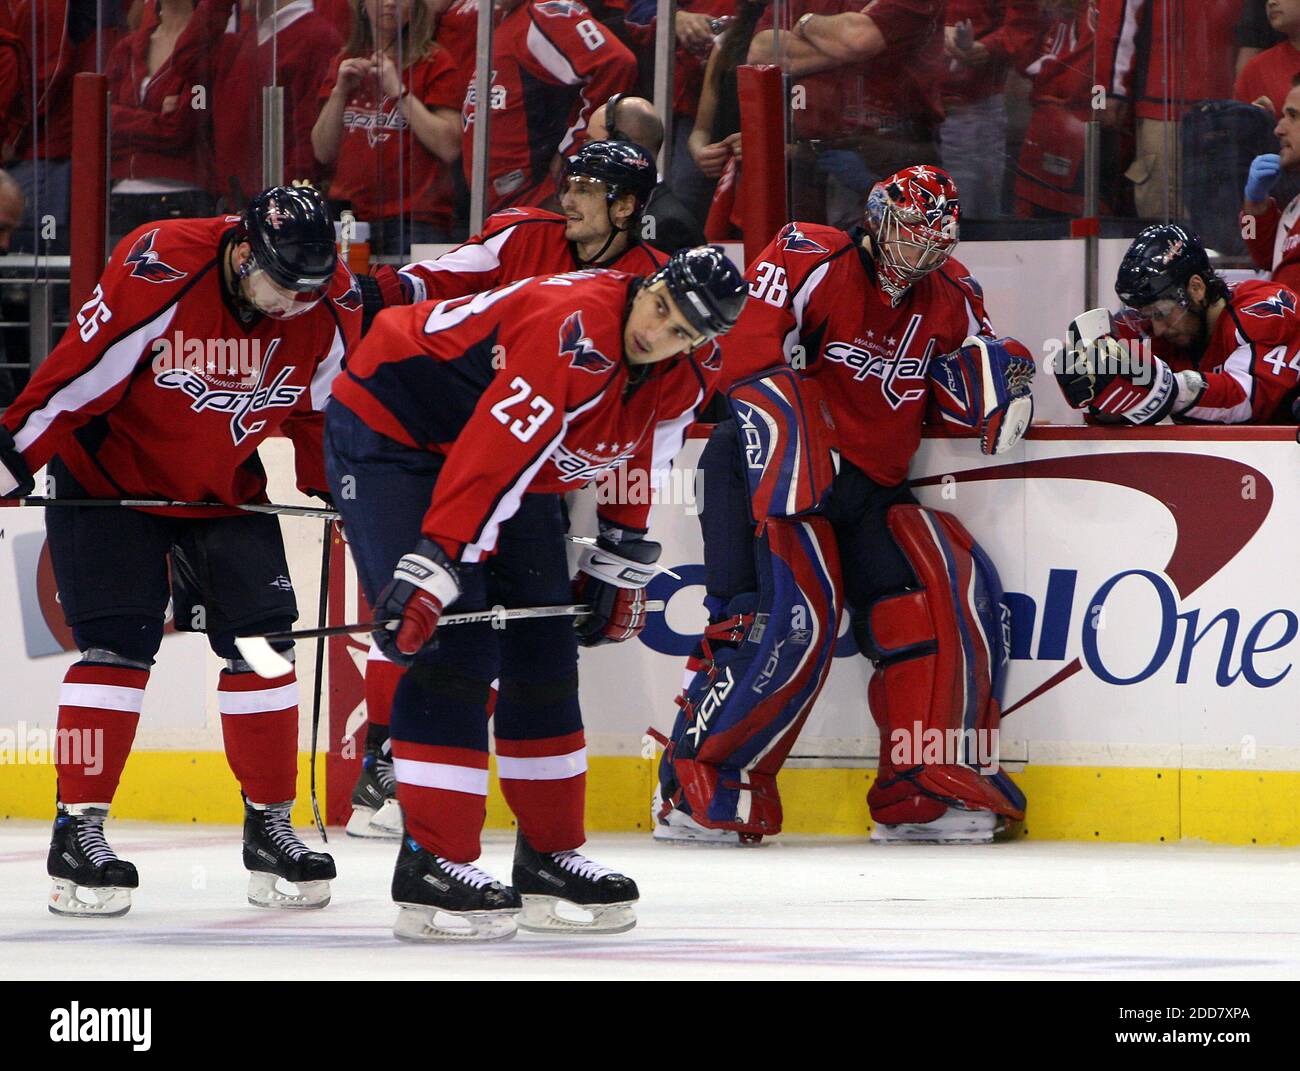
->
[864, 505, 1025, 821]
[659, 516, 842, 836]
[726, 366, 838, 519]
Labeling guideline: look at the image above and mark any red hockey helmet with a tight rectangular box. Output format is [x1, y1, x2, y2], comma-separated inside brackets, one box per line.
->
[864, 165, 961, 305]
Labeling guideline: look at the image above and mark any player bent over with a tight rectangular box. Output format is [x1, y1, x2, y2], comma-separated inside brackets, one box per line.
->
[652, 166, 1034, 846]
[0, 187, 360, 915]
[326, 249, 745, 941]
[342, 140, 668, 839]
[1058, 224, 1300, 425]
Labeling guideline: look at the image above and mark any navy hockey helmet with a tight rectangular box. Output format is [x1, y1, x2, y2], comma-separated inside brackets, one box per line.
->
[564, 140, 658, 215]
[1115, 224, 1218, 310]
[650, 245, 747, 341]
[242, 185, 337, 298]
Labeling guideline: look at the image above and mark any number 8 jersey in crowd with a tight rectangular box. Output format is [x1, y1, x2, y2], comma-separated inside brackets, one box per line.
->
[331, 270, 720, 563]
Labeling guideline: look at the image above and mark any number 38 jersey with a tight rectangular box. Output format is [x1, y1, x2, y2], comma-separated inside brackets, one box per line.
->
[332, 270, 719, 562]
[720, 222, 994, 487]
[1, 216, 359, 511]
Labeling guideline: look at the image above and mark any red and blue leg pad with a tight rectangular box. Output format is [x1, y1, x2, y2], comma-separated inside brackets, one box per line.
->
[863, 505, 1026, 823]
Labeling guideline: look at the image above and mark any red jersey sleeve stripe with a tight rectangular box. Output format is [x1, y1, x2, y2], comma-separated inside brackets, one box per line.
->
[398, 224, 521, 303]
[310, 325, 347, 411]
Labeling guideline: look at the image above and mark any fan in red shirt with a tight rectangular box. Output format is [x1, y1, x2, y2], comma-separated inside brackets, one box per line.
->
[106, 0, 217, 243]
[747, 0, 947, 226]
[325, 249, 746, 940]
[460, 0, 636, 213]
[1236, 0, 1300, 116]
[1241, 78, 1300, 295]
[1059, 224, 1300, 425]
[0, 187, 360, 919]
[312, 0, 463, 252]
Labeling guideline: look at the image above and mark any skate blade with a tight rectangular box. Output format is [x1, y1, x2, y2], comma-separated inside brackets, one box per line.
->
[393, 903, 518, 942]
[345, 800, 403, 839]
[48, 878, 132, 918]
[652, 814, 763, 847]
[517, 894, 637, 935]
[247, 872, 332, 909]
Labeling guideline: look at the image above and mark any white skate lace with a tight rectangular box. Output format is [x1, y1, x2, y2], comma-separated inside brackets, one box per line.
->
[436, 858, 499, 889]
[549, 850, 615, 882]
[374, 756, 397, 794]
[263, 808, 309, 861]
[75, 815, 119, 867]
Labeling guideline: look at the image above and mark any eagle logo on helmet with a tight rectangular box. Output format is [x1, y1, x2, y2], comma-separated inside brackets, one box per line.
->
[559, 311, 614, 373]
[1155, 237, 1186, 266]
[125, 228, 187, 283]
[778, 223, 828, 254]
[1242, 290, 1297, 318]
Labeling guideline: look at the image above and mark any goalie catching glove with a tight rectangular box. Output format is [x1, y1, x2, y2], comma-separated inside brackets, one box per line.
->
[572, 520, 661, 647]
[928, 335, 1036, 454]
[1057, 308, 1206, 424]
[373, 538, 462, 665]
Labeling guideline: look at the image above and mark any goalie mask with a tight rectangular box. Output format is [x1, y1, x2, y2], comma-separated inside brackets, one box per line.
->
[865, 165, 961, 306]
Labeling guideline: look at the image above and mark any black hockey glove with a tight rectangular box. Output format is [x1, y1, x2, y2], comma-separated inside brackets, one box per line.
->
[0, 425, 34, 498]
[572, 520, 661, 648]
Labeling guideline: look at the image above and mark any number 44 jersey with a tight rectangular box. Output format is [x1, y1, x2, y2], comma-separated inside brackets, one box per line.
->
[721, 222, 995, 486]
[332, 270, 720, 563]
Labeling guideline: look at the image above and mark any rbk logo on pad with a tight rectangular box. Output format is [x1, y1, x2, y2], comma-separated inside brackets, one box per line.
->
[125, 229, 187, 284]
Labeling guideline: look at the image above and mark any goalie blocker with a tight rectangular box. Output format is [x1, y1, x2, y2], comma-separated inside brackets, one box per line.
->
[655, 356, 1029, 844]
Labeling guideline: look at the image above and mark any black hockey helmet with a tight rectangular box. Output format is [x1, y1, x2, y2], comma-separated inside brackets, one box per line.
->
[649, 245, 747, 341]
[564, 139, 658, 215]
[243, 185, 336, 295]
[1115, 224, 1217, 309]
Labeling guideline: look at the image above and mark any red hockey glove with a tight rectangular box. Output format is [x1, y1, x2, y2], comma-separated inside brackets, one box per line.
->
[373, 538, 461, 665]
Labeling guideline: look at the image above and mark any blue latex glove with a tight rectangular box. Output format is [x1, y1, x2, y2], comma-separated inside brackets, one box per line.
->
[1245, 153, 1282, 202]
[815, 149, 876, 196]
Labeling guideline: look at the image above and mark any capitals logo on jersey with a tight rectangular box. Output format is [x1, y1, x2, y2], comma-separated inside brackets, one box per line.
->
[125, 229, 187, 284]
[154, 339, 306, 444]
[1241, 290, 1298, 319]
[822, 314, 935, 408]
[559, 311, 614, 374]
[777, 224, 828, 255]
[334, 273, 362, 312]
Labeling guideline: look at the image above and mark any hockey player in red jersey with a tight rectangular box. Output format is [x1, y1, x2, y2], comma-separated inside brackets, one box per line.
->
[1058, 224, 1300, 425]
[326, 248, 746, 940]
[460, 0, 636, 213]
[653, 166, 1034, 846]
[0, 186, 360, 916]
[344, 139, 667, 840]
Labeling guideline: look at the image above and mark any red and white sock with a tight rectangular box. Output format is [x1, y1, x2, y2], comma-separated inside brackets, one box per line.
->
[218, 669, 298, 804]
[391, 741, 488, 862]
[56, 663, 148, 804]
[496, 730, 587, 852]
[365, 640, 401, 729]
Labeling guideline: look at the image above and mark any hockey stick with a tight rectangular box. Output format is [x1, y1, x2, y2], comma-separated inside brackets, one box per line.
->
[308, 520, 331, 844]
[234, 600, 667, 679]
[1, 496, 342, 520]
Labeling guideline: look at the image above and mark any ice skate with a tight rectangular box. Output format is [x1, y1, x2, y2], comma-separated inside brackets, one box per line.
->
[345, 749, 403, 839]
[650, 784, 759, 846]
[391, 835, 520, 942]
[512, 832, 638, 934]
[47, 803, 138, 918]
[870, 805, 1003, 845]
[243, 799, 336, 908]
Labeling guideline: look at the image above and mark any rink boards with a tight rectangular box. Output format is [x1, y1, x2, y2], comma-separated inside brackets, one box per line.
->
[2, 427, 1298, 844]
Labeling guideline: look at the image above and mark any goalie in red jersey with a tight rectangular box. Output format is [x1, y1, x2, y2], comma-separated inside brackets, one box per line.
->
[326, 247, 745, 941]
[0, 186, 359, 918]
[1058, 224, 1300, 426]
[652, 166, 1034, 848]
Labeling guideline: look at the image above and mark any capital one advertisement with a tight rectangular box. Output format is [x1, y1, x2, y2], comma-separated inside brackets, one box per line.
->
[572, 429, 1300, 771]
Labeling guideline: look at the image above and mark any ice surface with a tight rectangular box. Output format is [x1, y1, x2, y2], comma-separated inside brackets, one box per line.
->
[3, 822, 1298, 980]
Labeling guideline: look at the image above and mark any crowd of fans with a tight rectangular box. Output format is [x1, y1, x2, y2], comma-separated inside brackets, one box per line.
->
[0, 0, 1295, 403]
[0, 0, 1291, 259]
